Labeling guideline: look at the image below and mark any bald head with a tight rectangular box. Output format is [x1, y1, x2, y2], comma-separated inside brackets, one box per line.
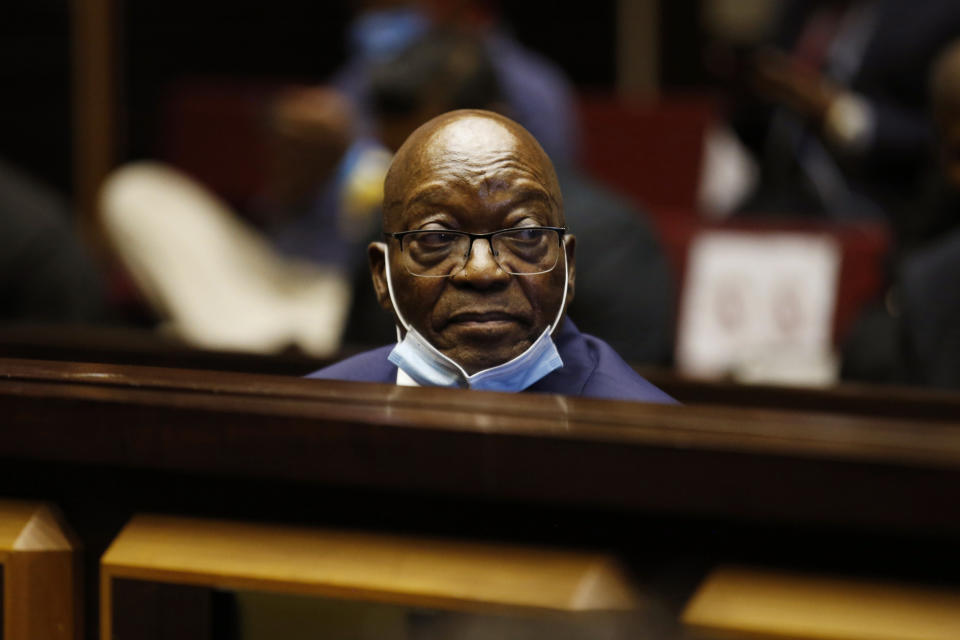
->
[382, 110, 563, 231]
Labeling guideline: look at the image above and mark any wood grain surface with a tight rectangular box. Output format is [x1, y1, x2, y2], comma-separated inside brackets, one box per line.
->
[101, 514, 640, 615]
[2, 357, 960, 535]
[684, 565, 960, 640]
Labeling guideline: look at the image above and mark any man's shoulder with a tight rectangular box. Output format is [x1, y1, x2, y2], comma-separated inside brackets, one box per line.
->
[306, 344, 397, 383]
[578, 332, 676, 403]
[537, 320, 676, 404]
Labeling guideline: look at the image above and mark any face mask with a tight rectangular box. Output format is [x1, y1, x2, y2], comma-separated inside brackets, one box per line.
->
[349, 8, 429, 63]
[379, 242, 569, 392]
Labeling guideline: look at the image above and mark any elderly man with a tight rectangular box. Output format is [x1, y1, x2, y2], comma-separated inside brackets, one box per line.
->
[309, 110, 672, 402]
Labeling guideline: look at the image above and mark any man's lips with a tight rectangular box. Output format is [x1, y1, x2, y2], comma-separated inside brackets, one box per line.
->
[447, 311, 524, 325]
[439, 311, 532, 336]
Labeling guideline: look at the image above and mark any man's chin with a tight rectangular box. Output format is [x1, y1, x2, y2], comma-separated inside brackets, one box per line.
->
[426, 320, 540, 373]
[443, 340, 535, 375]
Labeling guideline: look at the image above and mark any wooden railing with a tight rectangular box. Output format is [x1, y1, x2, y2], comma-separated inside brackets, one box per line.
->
[2, 355, 960, 638]
[3, 356, 960, 531]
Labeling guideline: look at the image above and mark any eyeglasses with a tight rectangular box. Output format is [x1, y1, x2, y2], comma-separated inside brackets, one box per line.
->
[386, 226, 566, 277]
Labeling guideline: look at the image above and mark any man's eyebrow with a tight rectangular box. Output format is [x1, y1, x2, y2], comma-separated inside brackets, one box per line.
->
[504, 186, 555, 207]
[403, 183, 558, 217]
[405, 184, 455, 209]
[489, 186, 559, 219]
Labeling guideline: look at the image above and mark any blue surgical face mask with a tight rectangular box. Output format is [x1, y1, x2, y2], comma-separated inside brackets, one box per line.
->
[349, 8, 429, 64]
[379, 242, 569, 392]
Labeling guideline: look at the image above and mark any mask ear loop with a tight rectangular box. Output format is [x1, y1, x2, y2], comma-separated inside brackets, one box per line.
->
[549, 236, 571, 334]
[374, 241, 411, 342]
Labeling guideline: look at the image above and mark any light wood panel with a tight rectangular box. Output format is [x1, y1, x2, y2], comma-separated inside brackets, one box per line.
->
[618, 0, 660, 95]
[100, 514, 641, 639]
[683, 565, 960, 640]
[70, 0, 119, 253]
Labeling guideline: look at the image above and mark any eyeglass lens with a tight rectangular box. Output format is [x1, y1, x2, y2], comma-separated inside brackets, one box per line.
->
[401, 229, 561, 277]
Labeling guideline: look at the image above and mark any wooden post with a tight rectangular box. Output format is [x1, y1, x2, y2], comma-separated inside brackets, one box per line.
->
[618, 0, 659, 97]
[70, 0, 120, 255]
[0, 501, 82, 640]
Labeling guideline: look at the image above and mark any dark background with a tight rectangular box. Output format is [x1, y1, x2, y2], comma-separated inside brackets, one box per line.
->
[1, 0, 707, 200]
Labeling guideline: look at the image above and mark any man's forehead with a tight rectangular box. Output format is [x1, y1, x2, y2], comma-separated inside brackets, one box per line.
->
[409, 115, 552, 182]
[423, 115, 519, 157]
[384, 111, 562, 225]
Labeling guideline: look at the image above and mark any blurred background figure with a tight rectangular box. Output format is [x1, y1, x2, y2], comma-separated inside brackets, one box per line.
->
[259, 0, 583, 271]
[255, 85, 391, 275]
[899, 37, 960, 253]
[705, 0, 960, 220]
[0, 157, 106, 325]
[99, 161, 352, 356]
[836, 35, 960, 386]
[892, 39, 960, 388]
[329, 0, 580, 166]
[899, 229, 960, 388]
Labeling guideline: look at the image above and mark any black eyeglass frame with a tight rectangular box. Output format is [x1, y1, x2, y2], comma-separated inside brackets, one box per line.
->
[384, 226, 567, 276]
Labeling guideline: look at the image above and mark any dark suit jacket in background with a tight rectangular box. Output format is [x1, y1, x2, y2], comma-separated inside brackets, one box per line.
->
[733, 0, 960, 218]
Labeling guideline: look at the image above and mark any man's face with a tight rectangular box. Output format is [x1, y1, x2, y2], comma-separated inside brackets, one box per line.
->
[371, 113, 575, 374]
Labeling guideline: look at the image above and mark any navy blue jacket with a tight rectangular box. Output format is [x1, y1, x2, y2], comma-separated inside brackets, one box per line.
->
[308, 319, 675, 403]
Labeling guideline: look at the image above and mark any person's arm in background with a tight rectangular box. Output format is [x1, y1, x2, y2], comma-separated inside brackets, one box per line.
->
[0, 158, 106, 323]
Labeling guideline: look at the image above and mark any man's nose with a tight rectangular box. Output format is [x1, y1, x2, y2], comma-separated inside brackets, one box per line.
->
[452, 237, 511, 288]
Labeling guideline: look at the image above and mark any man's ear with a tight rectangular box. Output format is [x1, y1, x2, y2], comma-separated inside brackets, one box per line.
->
[368, 241, 394, 313]
[564, 233, 576, 305]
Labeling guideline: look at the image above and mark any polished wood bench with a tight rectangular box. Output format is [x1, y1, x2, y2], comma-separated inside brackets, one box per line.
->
[0, 500, 81, 640]
[641, 368, 960, 422]
[2, 356, 960, 533]
[6, 326, 960, 421]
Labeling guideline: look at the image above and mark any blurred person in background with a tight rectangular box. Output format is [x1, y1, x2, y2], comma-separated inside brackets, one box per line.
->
[259, 0, 582, 273]
[256, 85, 392, 275]
[1, 157, 106, 324]
[329, 0, 579, 165]
[841, 37, 960, 386]
[711, 0, 960, 219]
[897, 38, 960, 252]
[891, 39, 960, 388]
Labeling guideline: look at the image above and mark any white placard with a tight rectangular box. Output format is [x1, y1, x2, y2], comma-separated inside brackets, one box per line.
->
[676, 230, 841, 386]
